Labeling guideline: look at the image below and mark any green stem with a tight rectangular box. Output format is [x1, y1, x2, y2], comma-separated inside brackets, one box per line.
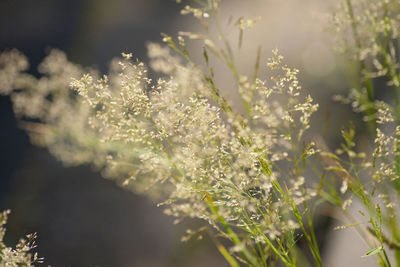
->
[272, 180, 323, 267]
[208, 230, 241, 267]
[205, 196, 259, 266]
[345, 0, 376, 130]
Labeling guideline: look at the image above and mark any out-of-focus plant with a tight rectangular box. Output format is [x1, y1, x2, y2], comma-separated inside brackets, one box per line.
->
[1, 0, 400, 266]
[326, 0, 400, 266]
[330, 0, 400, 125]
[0, 210, 43, 266]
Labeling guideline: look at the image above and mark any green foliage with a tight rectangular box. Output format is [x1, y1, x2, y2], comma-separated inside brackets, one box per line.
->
[1, 0, 400, 266]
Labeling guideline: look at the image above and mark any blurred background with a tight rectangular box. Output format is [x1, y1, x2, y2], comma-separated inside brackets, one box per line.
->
[0, 0, 377, 266]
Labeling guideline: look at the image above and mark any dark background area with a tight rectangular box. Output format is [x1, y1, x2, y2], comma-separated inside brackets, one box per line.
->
[0, 1, 226, 266]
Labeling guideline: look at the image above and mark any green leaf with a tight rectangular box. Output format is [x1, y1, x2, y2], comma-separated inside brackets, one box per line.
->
[362, 246, 383, 257]
[320, 152, 340, 161]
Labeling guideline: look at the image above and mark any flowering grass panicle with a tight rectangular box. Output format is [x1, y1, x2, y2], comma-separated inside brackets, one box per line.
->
[0, 25, 322, 267]
[0, 210, 43, 266]
[4, 0, 400, 266]
[330, 0, 400, 125]
[326, 1, 400, 264]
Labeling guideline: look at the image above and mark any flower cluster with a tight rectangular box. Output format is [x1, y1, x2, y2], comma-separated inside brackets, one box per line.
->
[0, 37, 321, 264]
[330, 0, 400, 126]
[0, 1, 362, 266]
[0, 210, 42, 266]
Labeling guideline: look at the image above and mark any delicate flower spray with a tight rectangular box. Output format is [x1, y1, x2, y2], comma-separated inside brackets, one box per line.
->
[0, 210, 43, 266]
[327, 0, 400, 266]
[1, 0, 400, 266]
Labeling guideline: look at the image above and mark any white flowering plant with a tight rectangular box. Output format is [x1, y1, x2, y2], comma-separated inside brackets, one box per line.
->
[1, 0, 400, 266]
[326, 0, 400, 265]
[0, 210, 42, 267]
